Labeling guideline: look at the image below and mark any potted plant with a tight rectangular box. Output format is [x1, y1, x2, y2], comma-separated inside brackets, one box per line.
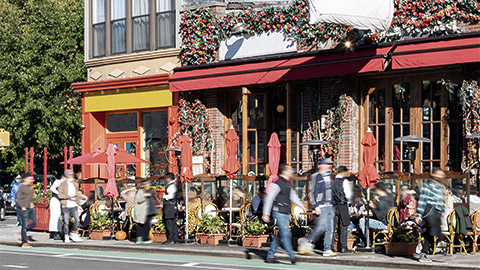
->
[151, 216, 167, 243]
[385, 221, 423, 256]
[89, 212, 112, 240]
[333, 233, 357, 252]
[197, 214, 225, 245]
[241, 216, 268, 248]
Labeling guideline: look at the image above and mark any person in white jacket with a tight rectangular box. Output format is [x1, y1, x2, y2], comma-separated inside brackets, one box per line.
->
[49, 177, 64, 240]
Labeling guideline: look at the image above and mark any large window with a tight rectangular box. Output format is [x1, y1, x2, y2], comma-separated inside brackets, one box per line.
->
[92, 0, 106, 57]
[143, 111, 168, 177]
[132, 0, 150, 51]
[392, 82, 411, 172]
[111, 0, 126, 54]
[421, 81, 442, 172]
[156, 0, 175, 49]
[107, 113, 138, 132]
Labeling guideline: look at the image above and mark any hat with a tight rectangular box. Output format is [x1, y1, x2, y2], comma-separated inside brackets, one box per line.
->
[318, 158, 333, 165]
[64, 169, 74, 176]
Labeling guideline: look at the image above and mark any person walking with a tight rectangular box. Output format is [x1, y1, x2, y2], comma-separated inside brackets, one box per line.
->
[11, 175, 22, 226]
[16, 173, 36, 248]
[162, 173, 178, 245]
[134, 180, 158, 244]
[58, 170, 83, 243]
[416, 168, 447, 263]
[49, 176, 63, 240]
[262, 164, 305, 264]
[332, 166, 353, 253]
[297, 158, 337, 257]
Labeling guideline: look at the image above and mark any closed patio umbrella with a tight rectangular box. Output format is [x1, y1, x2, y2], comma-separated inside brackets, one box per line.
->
[221, 127, 241, 242]
[266, 133, 281, 193]
[179, 134, 193, 239]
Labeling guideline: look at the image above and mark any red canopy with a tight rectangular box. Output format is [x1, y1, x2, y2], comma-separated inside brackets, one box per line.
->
[61, 150, 103, 165]
[179, 134, 193, 183]
[104, 144, 118, 199]
[266, 133, 281, 193]
[358, 131, 380, 189]
[222, 128, 241, 179]
[170, 46, 392, 92]
[84, 147, 150, 165]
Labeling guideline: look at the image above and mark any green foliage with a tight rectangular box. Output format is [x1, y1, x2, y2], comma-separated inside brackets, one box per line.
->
[31, 182, 52, 204]
[0, 0, 86, 175]
[198, 214, 225, 235]
[90, 212, 112, 231]
[151, 215, 166, 233]
[240, 216, 267, 236]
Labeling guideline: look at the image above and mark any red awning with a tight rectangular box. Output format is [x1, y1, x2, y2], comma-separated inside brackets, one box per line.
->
[391, 35, 480, 70]
[169, 46, 393, 92]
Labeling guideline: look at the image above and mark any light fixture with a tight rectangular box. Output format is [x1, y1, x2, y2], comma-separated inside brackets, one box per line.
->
[345, 41, 352, 48]
[232, 22, 248, 34]
[276, 104, 284, 113]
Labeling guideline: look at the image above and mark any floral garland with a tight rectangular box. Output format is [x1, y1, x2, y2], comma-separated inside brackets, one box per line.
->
[173, 98, 213, 155]
[459, 80, 480, 172]
[305, 94, 348, 166]
[180, 0, 480, 66]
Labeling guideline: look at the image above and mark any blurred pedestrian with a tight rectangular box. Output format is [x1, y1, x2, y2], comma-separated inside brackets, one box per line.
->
[332, 166, 353, 253]
[262, 164, 305, 265]
[11, 175, 22, 226]
[162, 173, 178, 245]
[249, 187, 266, 218]
[416, 168, 447, 263]
[58, 170, 83, 243]
[80, 191, 96, 230]
[134, 180, 158, 244]
[48, 176, 63, 240]
[358, 182, 394, 240]
[298, 158, 337, 257]
[16, 173, 36, 248]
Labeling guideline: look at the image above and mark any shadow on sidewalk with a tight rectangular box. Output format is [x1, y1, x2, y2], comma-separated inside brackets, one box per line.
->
[244, 248, 268, 260]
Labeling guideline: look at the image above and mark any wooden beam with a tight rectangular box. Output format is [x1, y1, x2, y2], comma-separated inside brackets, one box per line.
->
[242, 88, 249, 175]
[286, 83, 292, 165]
[385, 84, 393, 172]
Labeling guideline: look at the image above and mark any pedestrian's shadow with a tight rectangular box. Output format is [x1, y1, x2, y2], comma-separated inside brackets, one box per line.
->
[244, 248, 267, 260]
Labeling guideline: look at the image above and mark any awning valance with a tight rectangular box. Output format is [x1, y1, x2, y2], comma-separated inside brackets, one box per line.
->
[391, 35, 480, 70]
[169, 46, 393, 92]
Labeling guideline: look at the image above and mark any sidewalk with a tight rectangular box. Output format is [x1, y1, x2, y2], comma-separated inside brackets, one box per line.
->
[0, 224, 478, 270]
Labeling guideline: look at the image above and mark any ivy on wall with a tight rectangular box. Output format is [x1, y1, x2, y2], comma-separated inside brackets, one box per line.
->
[180, 0, 480, 66]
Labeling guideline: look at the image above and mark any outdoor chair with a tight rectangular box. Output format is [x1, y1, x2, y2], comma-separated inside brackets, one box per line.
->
[372, 206, 398, 248]
[435, 209, 468, 255]
[469, 208, 480, 253]
[291, 205, 307, 227]
[127, 204, 136, 239]
[202, 202, 218, 218]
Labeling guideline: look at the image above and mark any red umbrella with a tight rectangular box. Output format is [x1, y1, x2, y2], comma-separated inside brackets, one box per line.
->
[266, 133, 281, 193]
[104, 144, 118, 199]
[61, 150, 104, 165]
[179, 134, 193, 183]
[358, 130, 380, 189]
[222, 128, 241, 179]
[84, 147, 150, 165]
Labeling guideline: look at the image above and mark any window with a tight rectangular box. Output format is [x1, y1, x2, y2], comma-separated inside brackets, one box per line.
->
[107, 113, 138, 132]
[111, 0, 126, 54]
[92, 0, 106, 57]
[421, 81, 442, 172]
[392, 82, 411, 172]
[142, 111, 168, 177]
[156, 0, 175, 49]
[132, 0, 150, 52]
[368, 87, 386, 171]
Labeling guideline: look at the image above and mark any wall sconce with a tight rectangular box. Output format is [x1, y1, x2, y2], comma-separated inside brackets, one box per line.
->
[276, 105, 284, 113]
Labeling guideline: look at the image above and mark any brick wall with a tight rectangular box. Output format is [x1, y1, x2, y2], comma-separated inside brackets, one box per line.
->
[205, 89, 225, 174]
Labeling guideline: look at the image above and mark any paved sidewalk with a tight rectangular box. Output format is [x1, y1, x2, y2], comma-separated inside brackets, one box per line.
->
[1, 219, 479, 270]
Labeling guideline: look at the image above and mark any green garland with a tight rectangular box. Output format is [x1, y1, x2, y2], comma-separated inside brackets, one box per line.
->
[180, 0, 479, 66]
[174, 98, 213, 155]
[459, 80, 480, 172]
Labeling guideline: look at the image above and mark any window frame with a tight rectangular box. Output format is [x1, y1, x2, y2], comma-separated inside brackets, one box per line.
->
[155, 0, 176, 50]
[110, 0, 127, 55]
[92, 0, 107, 58]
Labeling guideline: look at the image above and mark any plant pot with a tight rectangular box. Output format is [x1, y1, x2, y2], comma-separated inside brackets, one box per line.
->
[333, 238, 356, 252]
[243, 235, 269, 248]
[198, 233, 225, 245]
[385, 242, 419, 256]
[90, 230, 111, 240]
[152, 232, 167, 243]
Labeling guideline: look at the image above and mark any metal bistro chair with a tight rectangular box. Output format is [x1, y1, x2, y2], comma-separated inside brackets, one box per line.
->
[372, 206, 399, 248]
[470, 208, 480, 253]
[127, 204, 136, 239]
[437, 209, 468, 255]
[291, 205, 308, 227]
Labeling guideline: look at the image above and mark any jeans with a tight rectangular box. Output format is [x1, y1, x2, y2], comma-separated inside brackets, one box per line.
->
[359, 218, 387, 237]
[267, 211, 295, 260]
[305, 206, 335, 251]
[62, 207, 79, 236]
[18, 208, 36, 244]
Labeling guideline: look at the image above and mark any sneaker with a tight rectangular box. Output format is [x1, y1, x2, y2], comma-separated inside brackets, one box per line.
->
[143, 240, 152, 244]
[21, 243, 32, 248]
[70, 234, 83, 242]
[265, 257, 281, 263]
[297, 238, 314, 254]
[290, 257, 298, 265]
[418, 253, 432, 263]
[340, 248, 354, 254]
[323, 250, 338, 257]
[64, 236, 70, 243]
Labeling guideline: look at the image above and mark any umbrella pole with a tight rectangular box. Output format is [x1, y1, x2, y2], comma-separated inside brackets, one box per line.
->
[111, 197, 115, 238]
[185, 182, 188, 240]
[365, 188, 371, 248]
[228, 178, 233, 242]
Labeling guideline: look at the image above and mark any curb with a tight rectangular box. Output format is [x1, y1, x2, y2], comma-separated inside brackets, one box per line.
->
[0, 241, 475, 270]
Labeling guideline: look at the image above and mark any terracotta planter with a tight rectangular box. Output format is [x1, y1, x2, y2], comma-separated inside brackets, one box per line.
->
[333, 238, 356, 252]
[90, 230, 111, 240]
[198, 233, 225, 245]
[33, 203, 49, 231]
[385, 242, 419, 256]
[152, 232, 167, 243]
[243, 235, 269, 248]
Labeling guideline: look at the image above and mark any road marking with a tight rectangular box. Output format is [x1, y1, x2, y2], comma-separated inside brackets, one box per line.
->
[53, 253, 72, 257]
[182, 262, 199, 267]
[2, 265, 29, 269]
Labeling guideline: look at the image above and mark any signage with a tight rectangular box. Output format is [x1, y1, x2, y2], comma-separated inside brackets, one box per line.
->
[0, 129, 10, 148]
